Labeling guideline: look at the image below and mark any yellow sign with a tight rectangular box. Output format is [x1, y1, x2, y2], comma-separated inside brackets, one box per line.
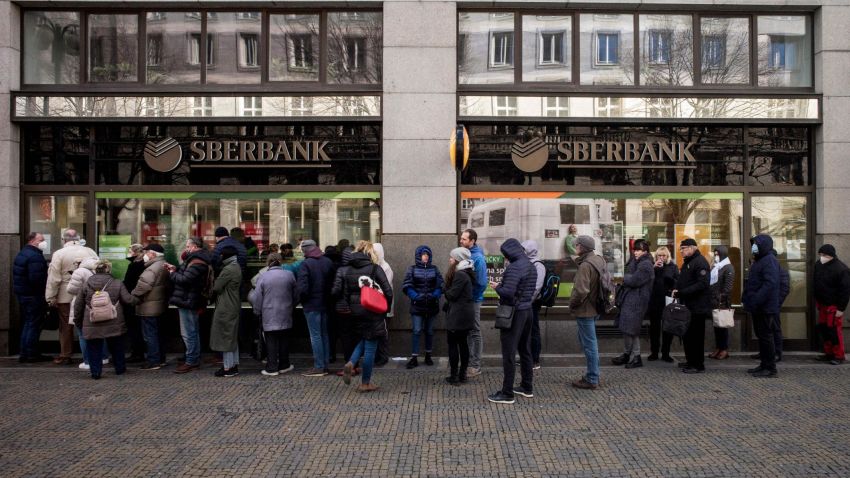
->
[450, 125, 469, 170]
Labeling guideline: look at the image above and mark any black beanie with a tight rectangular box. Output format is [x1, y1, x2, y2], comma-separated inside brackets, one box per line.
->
[221, 245, 238, 259]
[819, 244, 837, 258]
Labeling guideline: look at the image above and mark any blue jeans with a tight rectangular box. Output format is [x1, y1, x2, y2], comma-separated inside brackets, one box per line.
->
[140, 316, 165, 365]
[178, 308, 201, 366]
[350, 339, 378, 384]
[224, 346, 239, 369]
[576, 316, 600, 385]
[77, 325, 108, 365]
[86, 336, 126, 378]
[411, 314, 435, 356]
[306, 311, 329, 369]
[17, 296, 44, 359]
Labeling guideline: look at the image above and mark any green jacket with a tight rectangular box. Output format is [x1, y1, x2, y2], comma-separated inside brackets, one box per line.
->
[210, 256, 242, 352]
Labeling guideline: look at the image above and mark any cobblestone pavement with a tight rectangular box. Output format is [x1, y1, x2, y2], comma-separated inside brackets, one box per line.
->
[1, 355, 849, 477]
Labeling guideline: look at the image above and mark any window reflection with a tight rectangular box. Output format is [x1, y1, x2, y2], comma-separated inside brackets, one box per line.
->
[88, 14, 139, 82]
[639, 15, 693, 86]
[145, 12, 201, 84]
[458, 12, 515, 84]
[24, 12, 81, 84]
[757, 16, 812, 87]
[28, 195, 89, 260]
[327, 11, 382, 84]
[206, 12, 262, 84]
[270, 14, 320, 81]
[700, 17, 750, 85]
[580, 14, 634, 85]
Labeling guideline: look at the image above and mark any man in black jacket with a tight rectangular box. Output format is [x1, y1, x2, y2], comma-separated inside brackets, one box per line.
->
[13, 232, 50, 363]
[123, 244, 147, 363]
[167, 237, 211, 374]
[814, 244, 850, 365]
[298, 239, 335, 377]
[673, 238, 711, 374]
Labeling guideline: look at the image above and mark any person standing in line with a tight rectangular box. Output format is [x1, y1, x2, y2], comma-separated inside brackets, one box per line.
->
[570, 236, 605, 390]
[521, 240, 545, 370]
[249, 253, 297, 376]
[332, 247, 359, 375]
[814, 244, 850, 365]
[612, 239, 654, 370]
[167, 237, 211, 374]
[297, 239, 335, 377]
[45, 229, 98, 365]
[13, 232, 50, 363]
[403, 245, 444, 369]
[123, 243, 147, 364]
[647, 247, 678, 363]
[324, 245, 343, 364]
[460, 229, 488, 378]
[443, 247, 476, 385]
[131, 244, 171, 370]
[211, 227, 247, 272]
[373, 243, 394, 367]
[743, 235, 782, 378]
[709, 246, 735, 360]
[488, 238, 537, 404]
[67, 257, 108, 371]
[210, 246, 242, 377]
[336, 242, 393, 393]
[673, 238, 712, 375]
[73, 260, 137, 380]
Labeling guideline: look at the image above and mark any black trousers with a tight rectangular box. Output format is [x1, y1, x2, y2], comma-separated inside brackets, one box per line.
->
[684, 313, 709, 370]
[264, 329, 291, 373]
[753, 313, 778, 372]
[500, 308, 533, 394]
[123, 306, 146, 357]
[375, 319, 390, 365]
[648, 309, 674, 357]
[87, 336, 126, 378]
[447, 330, 470, 378]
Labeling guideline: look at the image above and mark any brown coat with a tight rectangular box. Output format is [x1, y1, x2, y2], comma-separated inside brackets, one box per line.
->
[73, 273, 137, 340]
[132, 257, 171, 317]
[569, 252, 606, 317]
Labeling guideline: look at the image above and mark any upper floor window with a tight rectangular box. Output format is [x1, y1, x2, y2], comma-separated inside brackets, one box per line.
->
[494, 96, 518, 116]
[192, 97, 212, 116]
[544, 97, 569, 117]
[702, 34, 726, 69]
[239, 96, 263, 116]
[758, 16, 811, 87]
[490, 31, 514, 68]
[539, 31, 566, 65]
[647, 30, 671, 64]
[700, 17, 749, 85]
[239, 33, 260, 68]
[596, 32, 619, 65]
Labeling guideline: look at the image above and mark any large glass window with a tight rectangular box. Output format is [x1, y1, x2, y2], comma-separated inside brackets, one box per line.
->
[23, 12, 81, 84]
[23, 124, 90, 185]
[700, 17, 750, 85]
[88, 14, 139, 82]
[206, 12, 262, 84]
[270, 14, 320, 82]
[757, 16, 812, 87]
[145, 12, 201, 84]
[580, 14, 634, 85]
[640, 15, 694, 86]
[327, 11, 382, 84]
[27, 195, 89, 260]
[747, 127, 809, 185]
[458, 12, 515, 84]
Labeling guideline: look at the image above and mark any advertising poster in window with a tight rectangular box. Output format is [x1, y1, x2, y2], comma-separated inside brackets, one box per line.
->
[99, 235, 132, 279]
[673, 223, 712, 269]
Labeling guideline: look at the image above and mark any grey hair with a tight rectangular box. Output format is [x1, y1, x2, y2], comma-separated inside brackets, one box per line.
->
[94, 259, 112, 274]
[62, 230, 80, 242]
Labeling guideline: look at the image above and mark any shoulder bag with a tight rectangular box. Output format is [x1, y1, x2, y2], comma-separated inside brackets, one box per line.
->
[360, 265, 388, 314]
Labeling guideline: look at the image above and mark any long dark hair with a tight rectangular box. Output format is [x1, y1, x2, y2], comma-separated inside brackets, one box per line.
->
[445, 260, 459, 289]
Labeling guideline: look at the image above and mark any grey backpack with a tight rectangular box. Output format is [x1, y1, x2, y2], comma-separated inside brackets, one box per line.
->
[89, 279, 117, 323]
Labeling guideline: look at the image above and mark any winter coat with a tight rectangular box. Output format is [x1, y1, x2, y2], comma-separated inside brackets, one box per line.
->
[373, 243, 395, 317]
[46, 241, 98, 304]
[469, 244, 488, 303]
[13, 244, 48, 298]
[711, 263, 735, 309]
[249, 267, 297, 331]
[67, 258, 98, 325]
[676, 250, 712, 315]
[210, 256, 242, 352]
[332, 249, 354, 314]
[297, 253, 334, 313]
[615, 254, 655, 336]
[444, 268, 475, 331]
[212, 237, 248, 272]
[332, 252, 393, 340]
[132, 256, 171, 317]
[123, 256, 146, 293]
[494, 239, 537, 311]
[743, 235, 781, 315]
[402, 245, 445, 316]
[169, 250, 212, 310]
[570, 252, 606, 317]
[814, 257, 850, 310]
[522, 240, 546, 301]
[251, 266, 271, 289]
[73, 273, 136, 340]
[649, 262, 678, 316]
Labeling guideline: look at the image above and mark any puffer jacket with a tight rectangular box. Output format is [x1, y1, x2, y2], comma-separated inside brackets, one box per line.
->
[67, 258, 99, 324]
[402, 245, 444, 316]
[444, 268, 475, 331]
[46, 241, 98, 304]
[743, 234, 781, 315]
[249, 267, 297, 331]
[814, 255, 850, 310]
[73, 272, 136, 340]
[332, 252, 393, 340]
[169, 250, 211, 310]
[132, 256, 171, 317]
[212, 236, 248, 272]
[13, 244, 48, 298]
[332, 249, 354, 313]
[676, 249, 712, 315]
[297, 251, 334, 313]
[615, 253, 655, 336]
[495, 239, 537, 311]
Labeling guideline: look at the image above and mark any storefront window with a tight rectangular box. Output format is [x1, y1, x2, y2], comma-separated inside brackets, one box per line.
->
[580, 14, 635, 86]
[522, 16, 572, 83]
[270, 14, 320, 82]
[23, 125, 90, 185]
[145, 12, 201, 84]
[458, 12, 515, 84]
[206, 12, 262, 84]
[639, 15, 693, 86]
[327, 12, 383, 84]
[700, 17, 750, 85]
[757, 16, 812, 87]
[27, 195, 89, 260]
[88, 14, 139, 82]
[748, 127, 809, 185]
[23, 12, 81, 84]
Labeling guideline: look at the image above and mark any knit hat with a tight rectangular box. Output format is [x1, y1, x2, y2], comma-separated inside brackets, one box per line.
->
[214, 227, 229, 238]
[450, 247, 471, 262]
[575, 235, 595, 251]
[300, 239, 317, 252]
[680, 238, 698, 247]
[221, 245, 238, 259]
[144, 244, 165, 253]
[819, 244, 837, 258]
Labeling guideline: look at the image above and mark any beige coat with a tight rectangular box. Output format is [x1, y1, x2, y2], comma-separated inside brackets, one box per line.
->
[132, 256, 171, 317]
[569, 252, 606, 317]
[46, 241, 99, 304]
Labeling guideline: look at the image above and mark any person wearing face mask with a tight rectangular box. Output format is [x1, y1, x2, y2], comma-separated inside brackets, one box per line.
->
[813, 244, 850, 365]
[709, 246, 735, 360]
[131, 244, 172, 370]
[742, 235, 782, 378]
[167, 237, 212, 374]
[13, 232, 51, 363]
[123, 244, 147, 364]
[612, 239, 655, 369]
[672, 238, 711, 374]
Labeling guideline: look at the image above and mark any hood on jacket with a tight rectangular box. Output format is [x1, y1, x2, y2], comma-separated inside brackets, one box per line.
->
[521, 240, 540, 261]
[374, 243, 386, 263]
[414, 245, 433, 267]
[751, 234, 774, 259]
[79, 257, 99, 271]
[500, 238, 526, 262]
[222, 255, 239, 266]
[714, 245, 729, 261]
[341, 248, 353, 266]
[185, 249, 211, 264]
[349, 251, 374, 269]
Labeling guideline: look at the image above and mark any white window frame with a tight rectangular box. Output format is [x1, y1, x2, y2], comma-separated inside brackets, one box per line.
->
[538, 30, 567, 66]
[647, 29, 672, 65]
[288, 34, 315, 70]
[595, 31, 620, 66]
[238, 33, 260, 68]
[290, 96, 313, 116]
[342, 36, 366, 72]
[239, 96, 263, 117]
[192, 97, 212, 117]
[544, 97, 569, 117]
[147, 34, 163, 67]
[493, 96, 517, 116]
[236, 12, 260, 21]
[595, 97, 622, 118]
[489, 31, 514, 68]
[702, 34, 726, 70]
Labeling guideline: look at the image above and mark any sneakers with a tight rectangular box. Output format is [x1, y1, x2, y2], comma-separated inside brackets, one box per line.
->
[512, 386, 533, 398]
[78, 362, 91, 371]
[487, 391, 515, 404]
[406, 356, 419, 369]
[466, 367, 482, 378]
[215, 365, 239, 377]
[533, 363, 541, 370]
[342, 362, 354, 385]
[140, 363, 162, 371]
[830, 359, 846, 365]
[279, 365, 295, 374]
[302, 367, 328, 377]
[261, 370, 279, 376]
[424, 353, 434, 366]
[102, 358, 110, 365]
[174, 363, 199, 374]
[571, 377, 598, 390]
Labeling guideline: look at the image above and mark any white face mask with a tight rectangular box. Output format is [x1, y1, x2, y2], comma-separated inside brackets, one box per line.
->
[751, 244, 759, 255]
[37, 241, 47, 251]
[714, 254, 720, 263]
[820, 256, 832, 265]
[79, 239, 86, 247]
[142, 254, 151, 263]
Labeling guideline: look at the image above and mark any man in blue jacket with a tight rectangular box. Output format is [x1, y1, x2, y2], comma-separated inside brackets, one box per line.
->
[211, 227, 247, 272]
[298, 239, 334, 377]
[461, 229, 488, 378]
[13, 232, 50, 363]
[743, 234, 782, 378]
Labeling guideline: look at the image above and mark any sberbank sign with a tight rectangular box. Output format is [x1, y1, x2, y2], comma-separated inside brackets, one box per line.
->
[510, 138, 698, 173]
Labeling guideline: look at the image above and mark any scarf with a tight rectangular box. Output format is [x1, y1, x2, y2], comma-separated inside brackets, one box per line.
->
[711, 257, 731, 285]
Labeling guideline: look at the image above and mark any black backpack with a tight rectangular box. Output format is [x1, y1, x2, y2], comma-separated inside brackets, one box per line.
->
[532, 261, 561, 308]
[662, 299, 692, 337]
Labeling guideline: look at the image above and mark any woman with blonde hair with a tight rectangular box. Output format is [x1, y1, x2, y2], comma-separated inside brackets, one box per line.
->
[647, 246, 679, 363]
[356, 240, 379, 264]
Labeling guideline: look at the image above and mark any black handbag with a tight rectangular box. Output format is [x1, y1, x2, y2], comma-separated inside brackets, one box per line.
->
[42, 306, 60, 331]
[494, 304, 515, 330]
[662, 299, 691, 337]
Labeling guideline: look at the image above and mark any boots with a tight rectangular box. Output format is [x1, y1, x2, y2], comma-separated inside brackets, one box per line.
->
[406, 356, 419, 369]
[625, 355, 643, 369]
[424, 353, 434, 366]
[611, 353, 630, 366]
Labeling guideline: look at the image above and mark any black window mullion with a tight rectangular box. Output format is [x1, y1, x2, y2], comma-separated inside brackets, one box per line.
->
[750, 15, 758, 87]
[80, 11, 88, 83]
[514, 12, 521, 85]
[633, 13, 640, 86]
[261, 9, 269, 84]
[572, 13, 580, 85]
[200, 11, 207, 84]
[319, 11, 328, 85]
[139, 12, 146, 85]
[694, 13, 702, 86]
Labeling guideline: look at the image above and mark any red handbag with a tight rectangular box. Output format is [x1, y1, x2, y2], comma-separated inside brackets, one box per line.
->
[360, 266, 388, 314]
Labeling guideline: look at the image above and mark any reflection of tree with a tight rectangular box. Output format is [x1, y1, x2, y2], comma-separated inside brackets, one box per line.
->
[89, 15, 137, 82]
[32, 13, 80, 83]
[327, 13, 382, 84]
[269, 15, 320, 81]
[700, 20, 750, 85]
